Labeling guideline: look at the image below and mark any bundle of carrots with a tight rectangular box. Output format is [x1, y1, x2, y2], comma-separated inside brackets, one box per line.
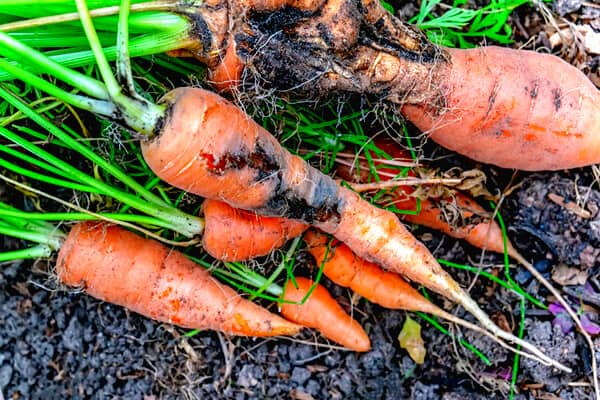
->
[3, 0, 596, 386]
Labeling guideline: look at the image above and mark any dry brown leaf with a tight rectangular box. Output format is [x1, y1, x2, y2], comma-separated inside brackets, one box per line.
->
[552, 264, 588, 286]
[549, 24, 600, 55]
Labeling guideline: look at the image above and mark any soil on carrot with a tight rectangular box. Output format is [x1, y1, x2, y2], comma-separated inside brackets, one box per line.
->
[1, 1, 599, 399]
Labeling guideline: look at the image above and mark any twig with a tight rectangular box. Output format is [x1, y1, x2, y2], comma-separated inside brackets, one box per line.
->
[349, 177, 462, 192]
[547, 192, 592, 219]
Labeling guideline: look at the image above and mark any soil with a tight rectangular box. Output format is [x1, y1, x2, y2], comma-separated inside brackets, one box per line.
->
[1, 1, 599, 399]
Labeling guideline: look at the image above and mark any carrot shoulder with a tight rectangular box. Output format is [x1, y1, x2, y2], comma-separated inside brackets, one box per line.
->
[56, 221, 300, 337]
[280, 276, 371, 352]
[202, 199, 308, 261]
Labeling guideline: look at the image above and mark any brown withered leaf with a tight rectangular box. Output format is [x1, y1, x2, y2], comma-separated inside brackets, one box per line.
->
[551, 264, 588, 286]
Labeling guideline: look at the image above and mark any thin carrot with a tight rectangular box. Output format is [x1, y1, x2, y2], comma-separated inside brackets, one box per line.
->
[57, 221, 301, 337]
[208, 36, 245, 93]
[335, 138, 510, 255]
[202, 198, 308, 261]
[140, 88, 567, 371]
[279, 276, 371, 352]
[303, 229, 547, 358]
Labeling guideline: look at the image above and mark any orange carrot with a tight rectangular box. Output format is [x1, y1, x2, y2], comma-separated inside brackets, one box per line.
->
[56, 221, 301, 337]
[336, 138, 511, 256]
[303, 229, 538, 358]
[139, 87, 568, 370]
[400, 46, 600, 171]
[209, 36, 245, 92]
[202, 198, 308, 261]
[279, 276, 371, 351]
[304, 229, 443, 313]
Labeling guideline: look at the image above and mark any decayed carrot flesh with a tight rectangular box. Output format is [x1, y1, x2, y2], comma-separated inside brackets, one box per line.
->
[280, 276, 371, 352]
[56, 221, 301, 337]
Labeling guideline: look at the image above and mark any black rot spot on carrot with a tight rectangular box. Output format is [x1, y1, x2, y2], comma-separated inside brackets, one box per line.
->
[529, 82, 539, 98]
[552, 88, 562, 111]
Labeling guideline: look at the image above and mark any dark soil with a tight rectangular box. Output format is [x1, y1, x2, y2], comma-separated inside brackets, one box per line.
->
[1, 1, 599, 399]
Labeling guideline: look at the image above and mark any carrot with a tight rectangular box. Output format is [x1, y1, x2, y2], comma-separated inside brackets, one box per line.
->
[337, 139, 600, 382]
[140, 88, 567, 371]
[0, 14, 569, 371]
[302, 229, 548, 358]
[279, 276, 371, 352]
[202, 198, 308, 261]
[336, 139, 510, 256]
[208, 35, 245, 92]
[56, 221, 301, 337]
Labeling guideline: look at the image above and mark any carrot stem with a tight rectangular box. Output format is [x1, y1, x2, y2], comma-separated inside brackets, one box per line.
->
[0, 245, 54, 262]
[0, 88, 204, 238]
[0, 208, 182, 231]
[0, 30, 109, 99]
[75, 0, 164, 136]
[116, 0, 136, 94]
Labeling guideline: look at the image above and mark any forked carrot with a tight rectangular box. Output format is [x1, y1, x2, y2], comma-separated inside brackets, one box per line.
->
[280, 276, 371, 352]
[202, 198, 308, 261]
[57, 221, 301, 337]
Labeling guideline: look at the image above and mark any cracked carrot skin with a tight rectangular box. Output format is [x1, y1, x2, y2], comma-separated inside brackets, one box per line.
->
[280, 276, 371, 352]
[56, 221, 301, 337]
[202, 199, 308, 261]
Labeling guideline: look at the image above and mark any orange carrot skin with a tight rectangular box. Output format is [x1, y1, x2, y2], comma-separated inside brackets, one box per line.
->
[402, 46, 600, 171]
[209, 36, 245, 92]
[202, 199, 308, 261]
[304, 230, 441, 315]
[280, 276, 371, 352]
[337, 139, 507, 254]
[142, 87, 340, 221]
[56, 222, 300, 337]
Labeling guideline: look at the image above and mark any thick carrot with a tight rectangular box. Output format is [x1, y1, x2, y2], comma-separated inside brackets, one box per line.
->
[56, 221, 301, 337]
[201, 2, 600, 171]
[279, 276, 371, 352]
[400, 46, 600, 171]
[336, 139, 510, 256]
[202, 198, 308, 261]
[140, 88, 568, 371]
